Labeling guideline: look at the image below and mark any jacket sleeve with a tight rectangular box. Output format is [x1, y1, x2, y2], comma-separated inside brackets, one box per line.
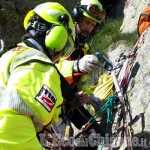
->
[8, 61, 63, 126]
[56, 60, 74, 78]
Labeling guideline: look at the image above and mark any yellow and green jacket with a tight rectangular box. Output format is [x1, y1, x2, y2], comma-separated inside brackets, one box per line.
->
[0, 43, 63, 149]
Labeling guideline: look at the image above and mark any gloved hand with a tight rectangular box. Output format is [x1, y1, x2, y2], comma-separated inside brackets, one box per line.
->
[74, 55, 100, 72]
[87, 94, 102, 111]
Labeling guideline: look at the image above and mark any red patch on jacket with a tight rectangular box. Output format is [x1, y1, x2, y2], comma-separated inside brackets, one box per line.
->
[35, 85, 56, 112]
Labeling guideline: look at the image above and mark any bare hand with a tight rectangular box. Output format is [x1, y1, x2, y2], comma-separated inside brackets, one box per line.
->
[78, 91, 89, 105]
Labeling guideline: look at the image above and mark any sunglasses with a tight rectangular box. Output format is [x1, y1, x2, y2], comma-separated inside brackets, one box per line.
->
[81, 4, 106, 21]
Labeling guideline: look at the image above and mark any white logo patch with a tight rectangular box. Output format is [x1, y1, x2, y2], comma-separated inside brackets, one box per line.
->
[35, 85, 56, 112]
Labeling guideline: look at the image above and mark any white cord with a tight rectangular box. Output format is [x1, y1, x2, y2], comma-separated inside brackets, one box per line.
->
[0, 39, 4, 54]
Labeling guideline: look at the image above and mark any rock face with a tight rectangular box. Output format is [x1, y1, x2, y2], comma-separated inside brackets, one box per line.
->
[107, 28, 150, 149]
[105, 1, 150, 149]
[127, 28, 150, 140]
[120, 0, 150, 33]
[99, 0, 126, 18]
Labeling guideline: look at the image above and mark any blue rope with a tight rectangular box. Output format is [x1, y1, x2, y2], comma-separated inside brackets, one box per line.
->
[88, 96, 116, 125]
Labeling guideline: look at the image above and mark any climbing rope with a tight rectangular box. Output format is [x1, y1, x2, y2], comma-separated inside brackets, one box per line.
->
[88, 96, 116, 127]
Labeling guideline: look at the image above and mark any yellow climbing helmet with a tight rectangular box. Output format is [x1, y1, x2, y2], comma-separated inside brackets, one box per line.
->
[80, 0, 106, 23]
[24, 2, 75, 57]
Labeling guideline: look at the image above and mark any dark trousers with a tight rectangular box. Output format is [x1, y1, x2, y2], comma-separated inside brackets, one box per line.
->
[70, 105, 105, 136]
[69, 105, 105, 150]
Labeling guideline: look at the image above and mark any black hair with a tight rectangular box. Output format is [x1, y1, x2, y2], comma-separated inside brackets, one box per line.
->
[22, 14, 53, 58]
[22, 14, 51, 41]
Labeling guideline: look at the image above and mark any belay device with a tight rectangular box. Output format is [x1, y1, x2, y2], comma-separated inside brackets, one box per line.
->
[94, 52, 113, 71]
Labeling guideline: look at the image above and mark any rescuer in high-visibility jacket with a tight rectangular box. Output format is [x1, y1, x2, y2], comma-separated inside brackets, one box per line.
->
[55, 1, 106, 149]
[56, 0, 106, 111]
[0, 2, 89, 150]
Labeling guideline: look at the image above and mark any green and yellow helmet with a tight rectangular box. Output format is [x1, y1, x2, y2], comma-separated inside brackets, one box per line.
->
[24, 2, 75, 57]
[80, 0, 106, 23]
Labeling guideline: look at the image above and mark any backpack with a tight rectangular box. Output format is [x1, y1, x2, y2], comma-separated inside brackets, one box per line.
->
[138, 7, 150, 37]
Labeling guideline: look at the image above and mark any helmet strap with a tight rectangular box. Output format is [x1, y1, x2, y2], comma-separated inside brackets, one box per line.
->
[51, 48, 56, 62]
[30, 21, 47, 32]
[90, 23, 100, 36]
